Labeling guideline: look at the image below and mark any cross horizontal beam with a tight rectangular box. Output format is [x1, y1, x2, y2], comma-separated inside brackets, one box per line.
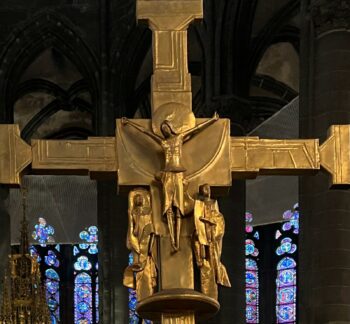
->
[0, 123, 349, 187]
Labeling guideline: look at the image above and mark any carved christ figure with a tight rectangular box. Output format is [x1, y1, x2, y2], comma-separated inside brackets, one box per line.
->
[123, 189, 157, 301]
[122, 113, 219, 251]
[193, 184, 231, 300]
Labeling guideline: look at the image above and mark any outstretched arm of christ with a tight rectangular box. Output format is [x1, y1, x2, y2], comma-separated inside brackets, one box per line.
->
[183, 112, 219, 142]
[122, 117, 163, 143]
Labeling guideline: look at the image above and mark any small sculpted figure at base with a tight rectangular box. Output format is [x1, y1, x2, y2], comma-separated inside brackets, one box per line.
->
[123, 188, 157, 301]
[193, 184, 231, 300]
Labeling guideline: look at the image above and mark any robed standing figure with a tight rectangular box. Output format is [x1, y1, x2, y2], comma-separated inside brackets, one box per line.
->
[193, 184, 231, 300]
[123, 188, 157, 301]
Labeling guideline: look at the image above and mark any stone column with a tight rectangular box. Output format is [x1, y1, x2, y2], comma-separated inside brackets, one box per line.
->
[98, 182, 129, 323]
[299, 0, 350, 323]
[0, 186, 10, 297]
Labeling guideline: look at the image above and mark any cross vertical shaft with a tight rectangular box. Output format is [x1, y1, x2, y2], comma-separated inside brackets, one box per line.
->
[137, 0, 203, 114]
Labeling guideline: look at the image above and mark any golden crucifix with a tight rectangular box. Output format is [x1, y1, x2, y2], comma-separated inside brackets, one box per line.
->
[0, 0, 350, 323]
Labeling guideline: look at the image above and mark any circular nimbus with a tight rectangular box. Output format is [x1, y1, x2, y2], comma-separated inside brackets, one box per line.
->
[151, 102, 196, 137]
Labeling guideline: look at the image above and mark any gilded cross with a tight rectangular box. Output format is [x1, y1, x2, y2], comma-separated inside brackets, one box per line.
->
[0, 0, 350, 323]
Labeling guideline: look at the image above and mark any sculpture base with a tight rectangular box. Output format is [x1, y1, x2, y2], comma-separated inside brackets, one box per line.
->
[136, 289, 220, 323]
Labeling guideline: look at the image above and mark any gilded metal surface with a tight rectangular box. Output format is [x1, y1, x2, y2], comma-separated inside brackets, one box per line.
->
[161, 313, 195, 324]
[193, 184, 231, 300]
[230, 137, 320, 178]
[0, 0, 350, 323]
[116, 118, 231, 193]
[320, 125, 350, 187]
[0, 125, 32, 185]
[136, 289, 219, 322]
[0, 191, 50, 323]
[137, 0, 203, 115]
[123, 188, 157, 301]
[32, 137, 117, 176]
[122, 113, 219, 251]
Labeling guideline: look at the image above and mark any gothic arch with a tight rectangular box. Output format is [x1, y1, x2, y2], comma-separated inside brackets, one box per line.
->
[0, 11, 99, 123]
[110, 25, 152, 118]
[248, 0, 300, 79]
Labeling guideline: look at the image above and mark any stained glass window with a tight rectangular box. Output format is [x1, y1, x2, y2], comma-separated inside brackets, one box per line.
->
[74, 226, 99, 323]
[128, 253, 152, 324]
[245, 212, 260, 323]
[32, 217, 55, 246]
[128, 253, 138, 323]
[275, 204, 298, 323]
[46, 269, 60, 323]
[74, 272, 93, 323]
[31, 218, 61, 323]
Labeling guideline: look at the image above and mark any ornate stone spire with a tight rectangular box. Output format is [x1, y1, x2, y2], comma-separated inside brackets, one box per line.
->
[0, 188, 51, 324]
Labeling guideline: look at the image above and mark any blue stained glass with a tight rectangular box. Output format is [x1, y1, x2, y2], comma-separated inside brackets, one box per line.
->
[45, 250, 60, 268]
[245, 239, 259, 257]
[75, 272, 92, 284]
[79, 244, 90, 250]
[74, 273, 92, 323]
[246, 271, 258, 287]
[29, 246, 41, 262]
[127, 253, 152, 324]
[277, 304, 296, 323]
[78, 226, 99, 258]
[277, 257, 297, 270]
[246, 259, 258, 271]
[282, 205, 299, 234]
[282, 222, 292, 231]
[55, 244, 60, 252]
[128, 253, 138, 323]
[277, 269, 296, 287]
[88, 244, 98, 255]
[45, 270, 60, 323]
[89, 226, 98, 235]
[50, 314, 57, 324]
[246, 288, 258, 303]
[77, 285, 91, 299]
[77, 301, 90, 313]
[245, 211, 259, 324]
[276, 224, 297, 324]
[48, 297, 58, 311]
[277, 287, 296, 305]
[32, 217, 55, 246]
[95, 276, 99, 323]
[46, 280, 59, 294]
[46, 269, 60, 281]
[74, 256, 92, 271]
[79, 231, 89, 240]
[73, 246, 80, 256]
[276, 238, 297, 256]
[246, 305, 258, 323]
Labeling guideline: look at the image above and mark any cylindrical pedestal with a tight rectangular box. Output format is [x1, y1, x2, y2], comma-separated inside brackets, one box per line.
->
[161, 313, 195, 324]
[137, 289, 220, 323]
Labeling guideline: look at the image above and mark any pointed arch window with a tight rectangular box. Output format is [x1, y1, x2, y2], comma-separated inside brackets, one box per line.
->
[73, 226, 99, 323]
[30, 221, 99, 324]
[275, 204, 298, 323]
[245, 212, 260, 323]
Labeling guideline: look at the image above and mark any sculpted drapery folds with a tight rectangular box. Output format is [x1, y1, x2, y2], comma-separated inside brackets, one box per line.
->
[193, 184, 231, 300]
[123, 188, 157, 301]
[122, 113, 219, 251]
